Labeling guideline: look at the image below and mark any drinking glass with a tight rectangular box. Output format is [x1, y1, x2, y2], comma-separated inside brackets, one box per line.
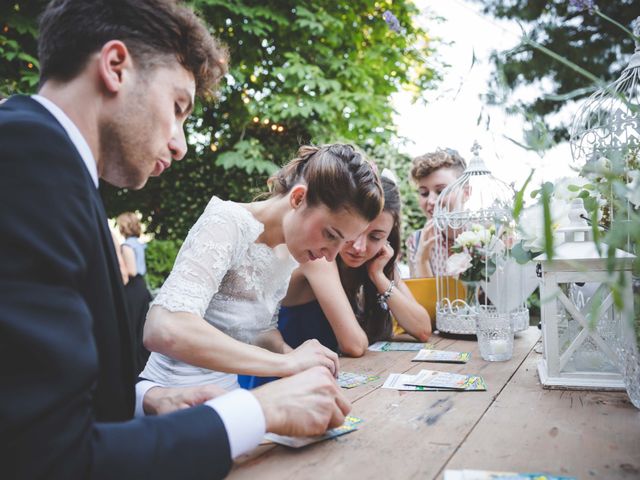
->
[476, 306, 514, 361]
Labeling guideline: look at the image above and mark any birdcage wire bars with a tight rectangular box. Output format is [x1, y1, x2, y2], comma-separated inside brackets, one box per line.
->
[432, 142, 516, 334]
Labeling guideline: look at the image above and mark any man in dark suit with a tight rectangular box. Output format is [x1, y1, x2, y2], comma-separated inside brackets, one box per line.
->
[0, 1, 350, 478]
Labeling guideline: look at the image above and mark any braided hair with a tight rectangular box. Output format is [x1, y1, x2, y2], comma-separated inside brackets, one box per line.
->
[268, 144, 383, 222]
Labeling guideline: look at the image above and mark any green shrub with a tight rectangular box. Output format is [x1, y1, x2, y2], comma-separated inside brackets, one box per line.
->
[145, 239, 183, 292]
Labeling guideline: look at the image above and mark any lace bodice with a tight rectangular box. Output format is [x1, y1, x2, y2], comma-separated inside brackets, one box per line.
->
[141, 196, 298, 388]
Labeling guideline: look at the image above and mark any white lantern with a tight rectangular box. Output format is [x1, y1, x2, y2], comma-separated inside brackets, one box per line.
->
[537, 198, 635, 389]
[563, 16, 639, 403]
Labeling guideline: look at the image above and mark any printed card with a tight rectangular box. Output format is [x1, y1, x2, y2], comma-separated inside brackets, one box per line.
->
[381, 373, 432, 391]
[412, 349, 470, 363]
[264, 416, 363, 448]
[444, 470, 576, 480]
[368, 341, 434, 352]
[337, 371, 380, 389]
[382, 370, 487, 392]
[405, 369, 487, 391]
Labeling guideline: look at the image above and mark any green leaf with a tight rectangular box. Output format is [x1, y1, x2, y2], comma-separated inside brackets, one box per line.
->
[215, 139, 278, 175]
[541, 182, 554, 260]
[511, 240, 535, 264]
[513, 169, 534, 221]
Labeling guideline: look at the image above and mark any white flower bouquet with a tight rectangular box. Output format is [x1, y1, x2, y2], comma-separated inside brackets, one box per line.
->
[446, 224, 504, 283]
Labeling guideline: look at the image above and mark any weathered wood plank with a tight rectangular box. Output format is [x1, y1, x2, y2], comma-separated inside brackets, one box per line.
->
[229, 328, 540, 480]
[441, 348, 640, 480]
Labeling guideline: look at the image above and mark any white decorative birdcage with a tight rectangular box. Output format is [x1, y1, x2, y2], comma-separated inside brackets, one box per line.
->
[432, 142, 519, 335]
[569, 17, 640, 237]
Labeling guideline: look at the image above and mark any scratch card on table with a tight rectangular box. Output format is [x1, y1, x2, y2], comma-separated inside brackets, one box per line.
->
[405, 369, 487, 391]
[444, 470, 576, 480]
[382, 370, 486, 391]
[264, 416, 363, 448]
[368, 341, 434, 352]
[337, 371, 380, 389]
[412, 349, 470, 363]
[382, 372, 432, 391]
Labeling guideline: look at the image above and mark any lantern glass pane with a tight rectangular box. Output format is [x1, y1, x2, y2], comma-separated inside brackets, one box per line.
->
[556, 282, 620, 374]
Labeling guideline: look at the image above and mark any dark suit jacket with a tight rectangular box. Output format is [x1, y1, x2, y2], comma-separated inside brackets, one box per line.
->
[0, 96, 232, 479]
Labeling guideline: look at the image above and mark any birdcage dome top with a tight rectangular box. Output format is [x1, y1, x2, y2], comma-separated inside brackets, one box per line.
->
[569, 17, 640, 167]
[433, 141, 513, 231]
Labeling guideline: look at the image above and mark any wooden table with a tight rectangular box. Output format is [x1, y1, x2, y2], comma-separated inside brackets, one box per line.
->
[230, 328, 640, 479]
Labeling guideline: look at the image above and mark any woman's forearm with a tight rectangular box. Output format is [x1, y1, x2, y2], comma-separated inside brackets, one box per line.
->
[371, 274, 431, 342]
[386, 288, 431, 341]
[253, 328, 290, 354]
[303, 260, 369, 357]
[143, 306, 295, 377]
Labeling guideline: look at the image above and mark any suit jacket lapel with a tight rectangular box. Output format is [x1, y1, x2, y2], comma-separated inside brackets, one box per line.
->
[91, 186, 137, 411]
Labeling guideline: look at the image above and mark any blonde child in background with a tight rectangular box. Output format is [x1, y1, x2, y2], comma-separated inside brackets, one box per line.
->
[406, 148, 467, 278]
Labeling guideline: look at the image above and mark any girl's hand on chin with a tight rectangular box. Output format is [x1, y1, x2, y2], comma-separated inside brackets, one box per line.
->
[367, 242, 393, 281]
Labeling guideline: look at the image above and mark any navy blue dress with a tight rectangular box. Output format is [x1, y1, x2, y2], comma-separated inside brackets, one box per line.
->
[239, 300, 338, 389]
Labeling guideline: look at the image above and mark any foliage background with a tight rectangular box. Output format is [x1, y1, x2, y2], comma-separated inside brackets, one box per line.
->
[473, 0, 638, 143]
[1, 0, 442, 280]
[0, 1, 437, 245]
[145, 239, 183, 291]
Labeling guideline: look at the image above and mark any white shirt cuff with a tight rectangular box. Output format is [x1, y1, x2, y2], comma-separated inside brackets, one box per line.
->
[135, 380, 163, 418]
[205, 389, 266, 458]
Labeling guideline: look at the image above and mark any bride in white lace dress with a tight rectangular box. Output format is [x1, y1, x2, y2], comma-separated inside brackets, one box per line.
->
[141, 144, 384, 389]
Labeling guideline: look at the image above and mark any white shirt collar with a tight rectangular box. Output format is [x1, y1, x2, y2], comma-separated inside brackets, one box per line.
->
[31, 94, 99, 188]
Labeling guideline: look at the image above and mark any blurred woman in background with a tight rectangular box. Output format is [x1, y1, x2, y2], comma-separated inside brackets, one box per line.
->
[117, 211, 152, 373]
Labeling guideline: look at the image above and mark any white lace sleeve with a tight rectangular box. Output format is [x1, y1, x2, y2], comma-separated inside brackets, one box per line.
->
[151, 199, 251, 317]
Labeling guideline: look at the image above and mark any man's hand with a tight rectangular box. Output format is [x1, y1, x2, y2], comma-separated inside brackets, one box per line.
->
[143, 383, 228, 415]
[252, 366, 351, 437]
[284, 338, 340, 377]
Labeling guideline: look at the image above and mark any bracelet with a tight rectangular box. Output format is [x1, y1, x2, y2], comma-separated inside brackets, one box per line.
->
[376, 280, 395, 311]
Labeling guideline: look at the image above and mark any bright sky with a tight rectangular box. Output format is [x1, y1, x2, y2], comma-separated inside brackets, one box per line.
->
[392, 0, 578, 191]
